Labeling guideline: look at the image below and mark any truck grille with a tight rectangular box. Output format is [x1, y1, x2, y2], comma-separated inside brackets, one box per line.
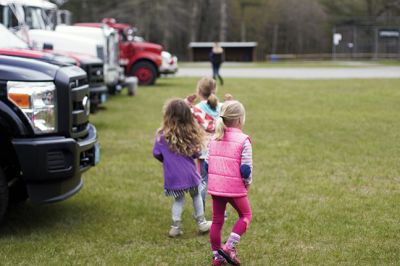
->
[69, 78, 90, 139]
[83, 63, 104, 86]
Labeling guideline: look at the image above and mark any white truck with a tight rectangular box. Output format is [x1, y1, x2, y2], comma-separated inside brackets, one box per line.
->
[28, 26, 122, 92]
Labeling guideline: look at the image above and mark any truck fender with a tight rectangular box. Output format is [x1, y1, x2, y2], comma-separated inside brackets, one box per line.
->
[0, 101, 31, 136]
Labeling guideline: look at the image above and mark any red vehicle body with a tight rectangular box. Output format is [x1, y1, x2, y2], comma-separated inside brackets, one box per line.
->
[75, 19, 163, 85]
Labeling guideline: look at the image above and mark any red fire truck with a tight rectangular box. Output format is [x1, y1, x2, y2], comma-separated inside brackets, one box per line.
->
[75, 19, 163, 85]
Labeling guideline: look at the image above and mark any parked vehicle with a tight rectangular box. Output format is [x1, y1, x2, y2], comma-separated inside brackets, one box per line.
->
[0, 0, 55, 30]
[0, 55, 99, 222]
[75, 19, 164, 85]
[0, 0, 136, 95]
[0, 24, 107, 113]
[128, 35, 178, 75]
[51, 24, 122, 93]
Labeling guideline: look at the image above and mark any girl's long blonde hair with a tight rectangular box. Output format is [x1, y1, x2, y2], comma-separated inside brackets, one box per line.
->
[197, 77, 219, 110]
[158, 98, 204, 156]
[215, 100, 246, 140]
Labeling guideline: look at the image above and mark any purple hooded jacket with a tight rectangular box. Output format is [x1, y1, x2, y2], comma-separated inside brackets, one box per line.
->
[153, 133, 201, 191]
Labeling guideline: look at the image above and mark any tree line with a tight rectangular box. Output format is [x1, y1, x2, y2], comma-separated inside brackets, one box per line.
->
[61, 0, 400, 60]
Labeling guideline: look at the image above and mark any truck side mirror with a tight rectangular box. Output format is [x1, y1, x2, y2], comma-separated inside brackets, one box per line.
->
[43, 43, 54, 50]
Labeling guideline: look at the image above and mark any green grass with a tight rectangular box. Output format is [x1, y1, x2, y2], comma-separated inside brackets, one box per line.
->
[179, 60, 400, 68]
[1, 77, 400, 265]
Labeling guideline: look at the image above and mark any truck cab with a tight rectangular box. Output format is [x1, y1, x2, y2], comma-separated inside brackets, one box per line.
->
[75, 19, 164, 86]
[0, 55, 99, 222]
[0, 0, 56, 33]
[50, 24, 123, 92]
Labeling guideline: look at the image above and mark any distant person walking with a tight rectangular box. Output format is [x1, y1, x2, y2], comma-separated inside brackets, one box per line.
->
[209, 42, 224, 86]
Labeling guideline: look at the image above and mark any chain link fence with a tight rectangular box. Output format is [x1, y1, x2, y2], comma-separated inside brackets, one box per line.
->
[333, 25, 400, 59]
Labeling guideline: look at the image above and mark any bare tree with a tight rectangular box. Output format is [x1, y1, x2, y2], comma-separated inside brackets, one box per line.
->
[219, 0, 227, 42]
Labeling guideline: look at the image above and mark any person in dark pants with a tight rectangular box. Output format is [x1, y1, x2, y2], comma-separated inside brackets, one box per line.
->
[209, 42, 224, 86]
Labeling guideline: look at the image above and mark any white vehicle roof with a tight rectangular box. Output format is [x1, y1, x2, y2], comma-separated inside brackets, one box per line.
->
[28, 29, 102, 57]
[0, 0, 56, 9]
[56, 25, 110, 44]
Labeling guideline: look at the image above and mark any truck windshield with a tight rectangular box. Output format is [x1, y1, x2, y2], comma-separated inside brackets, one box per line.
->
[122, 27, 142, 42]
[23, 6, 47, 29]
[0, 5, 20, 29]
[0, 24, 29, 49]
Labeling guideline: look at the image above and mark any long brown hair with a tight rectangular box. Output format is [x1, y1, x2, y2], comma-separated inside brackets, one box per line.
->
[158, 98, 204, 156]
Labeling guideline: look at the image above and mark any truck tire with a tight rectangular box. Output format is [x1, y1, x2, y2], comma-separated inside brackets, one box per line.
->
[90, 103, 98, 114]
[131, 61, 157, 86]
[8, 178, 28, 204]
[107, 85, 117, 95]
[0, 168, 8, 223]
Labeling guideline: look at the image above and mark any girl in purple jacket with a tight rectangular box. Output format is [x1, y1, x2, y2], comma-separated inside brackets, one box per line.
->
[207, 100, 253, 266]
[153, 98, 212, 237]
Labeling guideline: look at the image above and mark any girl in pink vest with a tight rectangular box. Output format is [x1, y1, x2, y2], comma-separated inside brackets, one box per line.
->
[207, 100, 253, 266]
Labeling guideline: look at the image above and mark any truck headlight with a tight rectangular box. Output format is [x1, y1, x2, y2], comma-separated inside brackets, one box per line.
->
[7, 81, 57, 134]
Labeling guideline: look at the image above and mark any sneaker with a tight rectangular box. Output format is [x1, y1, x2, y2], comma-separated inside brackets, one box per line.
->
[218, 245, 241, 266]
[198, 220, 212, 234]
[212, 256, 227, 266]
[168, 226, 183, 237]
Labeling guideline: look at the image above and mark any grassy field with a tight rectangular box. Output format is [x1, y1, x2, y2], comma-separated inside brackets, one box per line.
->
[1, 77, 400, 265]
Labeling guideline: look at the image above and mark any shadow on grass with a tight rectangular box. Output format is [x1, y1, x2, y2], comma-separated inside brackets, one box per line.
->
[97, 106, 108, 112]
[0, 200, 103, 238]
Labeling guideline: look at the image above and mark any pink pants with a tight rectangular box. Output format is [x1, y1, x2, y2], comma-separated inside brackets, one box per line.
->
[210, 195, 252, 251]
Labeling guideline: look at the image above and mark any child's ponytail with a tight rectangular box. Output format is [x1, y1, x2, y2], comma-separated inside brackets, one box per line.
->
[214, 116, 226, 140]
[214, 100, 246, 141]
[207, 94, 219, 110]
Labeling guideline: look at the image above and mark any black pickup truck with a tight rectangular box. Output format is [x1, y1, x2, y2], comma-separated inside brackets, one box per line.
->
[0, 55, 99, 222]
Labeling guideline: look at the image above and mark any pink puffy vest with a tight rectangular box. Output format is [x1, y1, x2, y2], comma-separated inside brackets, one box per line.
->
[208, 127, 250, 197]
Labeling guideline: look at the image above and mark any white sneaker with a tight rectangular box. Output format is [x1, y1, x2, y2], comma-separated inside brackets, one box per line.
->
[169, 226, 183, 237]
[198, 220, 212, 233]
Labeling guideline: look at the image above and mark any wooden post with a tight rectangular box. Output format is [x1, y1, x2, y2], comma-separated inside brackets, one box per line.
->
[353, 25, 357, 58]
[272, 24, 279, 55]
[398, 27, 400, 59]
[332, 27, 336, 60]
[374, 27, 379, 59]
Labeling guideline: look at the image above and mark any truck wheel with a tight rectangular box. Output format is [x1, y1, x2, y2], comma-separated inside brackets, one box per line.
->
[90, 103, 98, 114]
[108, 85, 117, 95]
[8, 178, 28, 204]
[0, 168, 8, 223]
[131, 61, 157, 86]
